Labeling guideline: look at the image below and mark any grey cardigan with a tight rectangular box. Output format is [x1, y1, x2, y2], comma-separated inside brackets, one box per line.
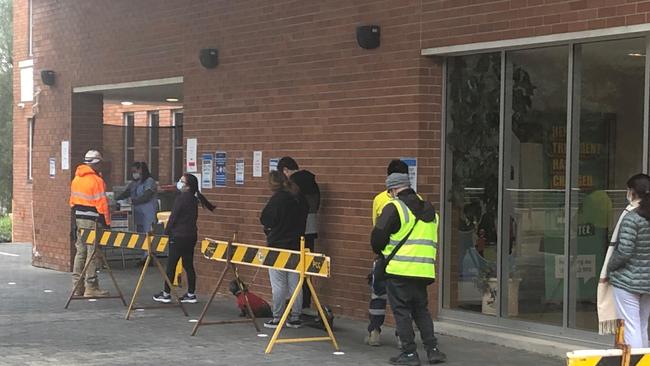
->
[608, 210, 650, 294]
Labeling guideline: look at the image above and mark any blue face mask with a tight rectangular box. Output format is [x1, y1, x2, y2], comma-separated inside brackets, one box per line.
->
[176, 180, 185, 191]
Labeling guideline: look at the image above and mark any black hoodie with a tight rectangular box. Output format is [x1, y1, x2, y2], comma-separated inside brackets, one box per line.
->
[370, 189, 438, 279]
[260, 190, 309, 250]
[289, 170, 320, 236]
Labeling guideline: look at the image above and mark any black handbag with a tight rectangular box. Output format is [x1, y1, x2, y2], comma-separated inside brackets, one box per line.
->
[374, 218, 419, 281]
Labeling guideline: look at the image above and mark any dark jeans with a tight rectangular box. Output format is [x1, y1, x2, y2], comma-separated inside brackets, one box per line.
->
[386, 278, 437, 353]
[368, 259, 388, 332]
[302, 235, 316, 308]
[164, 235, 197, 294]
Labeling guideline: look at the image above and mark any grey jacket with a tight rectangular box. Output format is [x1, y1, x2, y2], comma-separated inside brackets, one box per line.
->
[608, 210, 650, 294]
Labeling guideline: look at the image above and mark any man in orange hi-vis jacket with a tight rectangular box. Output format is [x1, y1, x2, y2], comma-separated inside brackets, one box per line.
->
[69, 150, 111, 297]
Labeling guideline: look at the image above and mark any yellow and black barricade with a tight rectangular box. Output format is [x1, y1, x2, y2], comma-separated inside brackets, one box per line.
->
[567, 349, 650, 366]
[567, 320, 650, 366]
[71, 227, 188, 320]
[193, 235, 339, 354]
[64, 223, 128, 309]
[190, 233, 261, 336]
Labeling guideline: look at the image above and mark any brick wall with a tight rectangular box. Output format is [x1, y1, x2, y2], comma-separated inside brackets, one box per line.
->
[15, 0, 650, 320]
[11, 0, 33, 244]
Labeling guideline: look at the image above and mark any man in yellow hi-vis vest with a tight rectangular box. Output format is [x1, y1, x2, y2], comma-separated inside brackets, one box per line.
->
[371, 173, 446, 365]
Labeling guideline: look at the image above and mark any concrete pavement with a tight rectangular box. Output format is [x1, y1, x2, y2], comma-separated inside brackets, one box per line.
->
[0, 243, 562, 366]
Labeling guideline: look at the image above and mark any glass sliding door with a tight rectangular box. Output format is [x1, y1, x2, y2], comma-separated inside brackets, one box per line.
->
[441, 36, 649, 337]
[502, 46, 569, 325]
[443, 53, 501, 314]
[567, 38, 646, 331]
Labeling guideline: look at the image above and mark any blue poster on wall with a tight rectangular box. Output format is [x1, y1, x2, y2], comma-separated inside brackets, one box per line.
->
[215, 151, 227, 187]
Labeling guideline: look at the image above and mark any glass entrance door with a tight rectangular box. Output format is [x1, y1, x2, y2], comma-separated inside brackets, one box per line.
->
[501, 45, 569, 326]
[442, 35, 649, 336]
[567, 38, 646, 331]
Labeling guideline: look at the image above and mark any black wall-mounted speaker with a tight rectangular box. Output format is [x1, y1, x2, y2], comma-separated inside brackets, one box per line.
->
[41, 70, 56, 86]
[199, 48, 219, 69]
[356, 25, 380, 49]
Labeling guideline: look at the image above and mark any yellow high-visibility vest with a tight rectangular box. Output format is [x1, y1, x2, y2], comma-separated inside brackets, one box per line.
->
[381, 199, 438, 279]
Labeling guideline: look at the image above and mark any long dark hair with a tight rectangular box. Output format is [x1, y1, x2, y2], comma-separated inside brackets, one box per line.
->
[268, 170, 299, 196]
[132, 161, 151, 181]
[184, 173, 216, 211]
[627, 173, 650, 221]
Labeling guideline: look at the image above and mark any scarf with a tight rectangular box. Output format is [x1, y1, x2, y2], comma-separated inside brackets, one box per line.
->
[597, 201, 638, 334]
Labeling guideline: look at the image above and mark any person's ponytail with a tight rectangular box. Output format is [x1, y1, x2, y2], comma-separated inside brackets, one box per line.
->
[196, 191, 216, 212]
[183, 173, 216, 212]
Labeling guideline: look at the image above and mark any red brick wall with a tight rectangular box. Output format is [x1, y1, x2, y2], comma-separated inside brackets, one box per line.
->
[15, 0, 650, 319]
[11, 0, 33, 244]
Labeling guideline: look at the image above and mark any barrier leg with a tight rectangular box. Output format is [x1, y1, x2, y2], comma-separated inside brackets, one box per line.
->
[265, 275, 305, 354]
[241, 288, 261, 332]
[306, 276, 339, 351]
[615, 320, 631, 366]
[125, 253, 152, 320]
[97, 248, 127, 306]
[64, 246, 98, 309]
[151, 254, 188, 316]
[234, 267, 260, 332]
[191, 262, 229, 336]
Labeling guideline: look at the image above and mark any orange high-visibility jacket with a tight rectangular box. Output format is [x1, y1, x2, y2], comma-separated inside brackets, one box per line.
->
[69, 164, 111, 225]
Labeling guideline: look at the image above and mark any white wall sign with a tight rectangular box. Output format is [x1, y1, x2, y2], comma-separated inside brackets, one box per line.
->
[61, 141, 70, 170]
[253, 151, 263, 178]
[186, 138, 198, 172]
[49, 158, 56, 178]
[201, 153, 213, 189]
[235, 159, 245, 185]
[269, 158, 279, 172]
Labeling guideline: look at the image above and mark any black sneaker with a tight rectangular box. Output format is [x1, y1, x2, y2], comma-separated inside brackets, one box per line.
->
[426, 347, 447, 364]
[390, 351, 421, 366]
[264, 319, 281, 329]
[286, 319, 302, 329]
[152, 291, 171, 303]
[180, 293, 197, 303]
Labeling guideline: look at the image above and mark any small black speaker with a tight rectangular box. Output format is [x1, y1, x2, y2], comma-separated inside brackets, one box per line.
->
[41, 70, 56, 86]
[356, 25, 380, 49]
[199, 48, 219, 69]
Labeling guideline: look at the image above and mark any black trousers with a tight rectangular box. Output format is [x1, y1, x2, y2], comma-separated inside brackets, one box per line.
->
[386, 278, 437, 353]
[302, 235, 316, 308]
[164, 235, 197, 294]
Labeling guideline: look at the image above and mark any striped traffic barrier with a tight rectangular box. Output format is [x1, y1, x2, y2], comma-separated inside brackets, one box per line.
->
[191, 234, 339, 355]
[75, 228, 187, 320]
[201, 238, 330, 278]
[567, 348, 650, 366]
[64, 224, 128, 309]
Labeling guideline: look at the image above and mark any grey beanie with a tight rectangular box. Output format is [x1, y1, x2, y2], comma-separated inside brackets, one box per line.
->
[386, 173, 411, 190]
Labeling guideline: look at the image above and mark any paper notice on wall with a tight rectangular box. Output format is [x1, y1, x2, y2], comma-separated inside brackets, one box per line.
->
[235, 159, 245, 185]
[215, 151, 227, 187]
[253, 151, 263, 177]
[49, 158, 56, 178]
[201, 153, 213, 189]
[61, 141, 70, 170]
[269, 158, 279, 172]
[401, 157, 417, 192]
[186, 138, 198, 172]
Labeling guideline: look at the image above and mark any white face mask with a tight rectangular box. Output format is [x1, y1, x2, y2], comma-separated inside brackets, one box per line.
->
[627, 191, 635, 203]
[132, 172, 140, 181]
[176, 180, 185, 191]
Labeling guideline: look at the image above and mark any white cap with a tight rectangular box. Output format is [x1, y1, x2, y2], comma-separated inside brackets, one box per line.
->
[84, 150, 103, 164]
